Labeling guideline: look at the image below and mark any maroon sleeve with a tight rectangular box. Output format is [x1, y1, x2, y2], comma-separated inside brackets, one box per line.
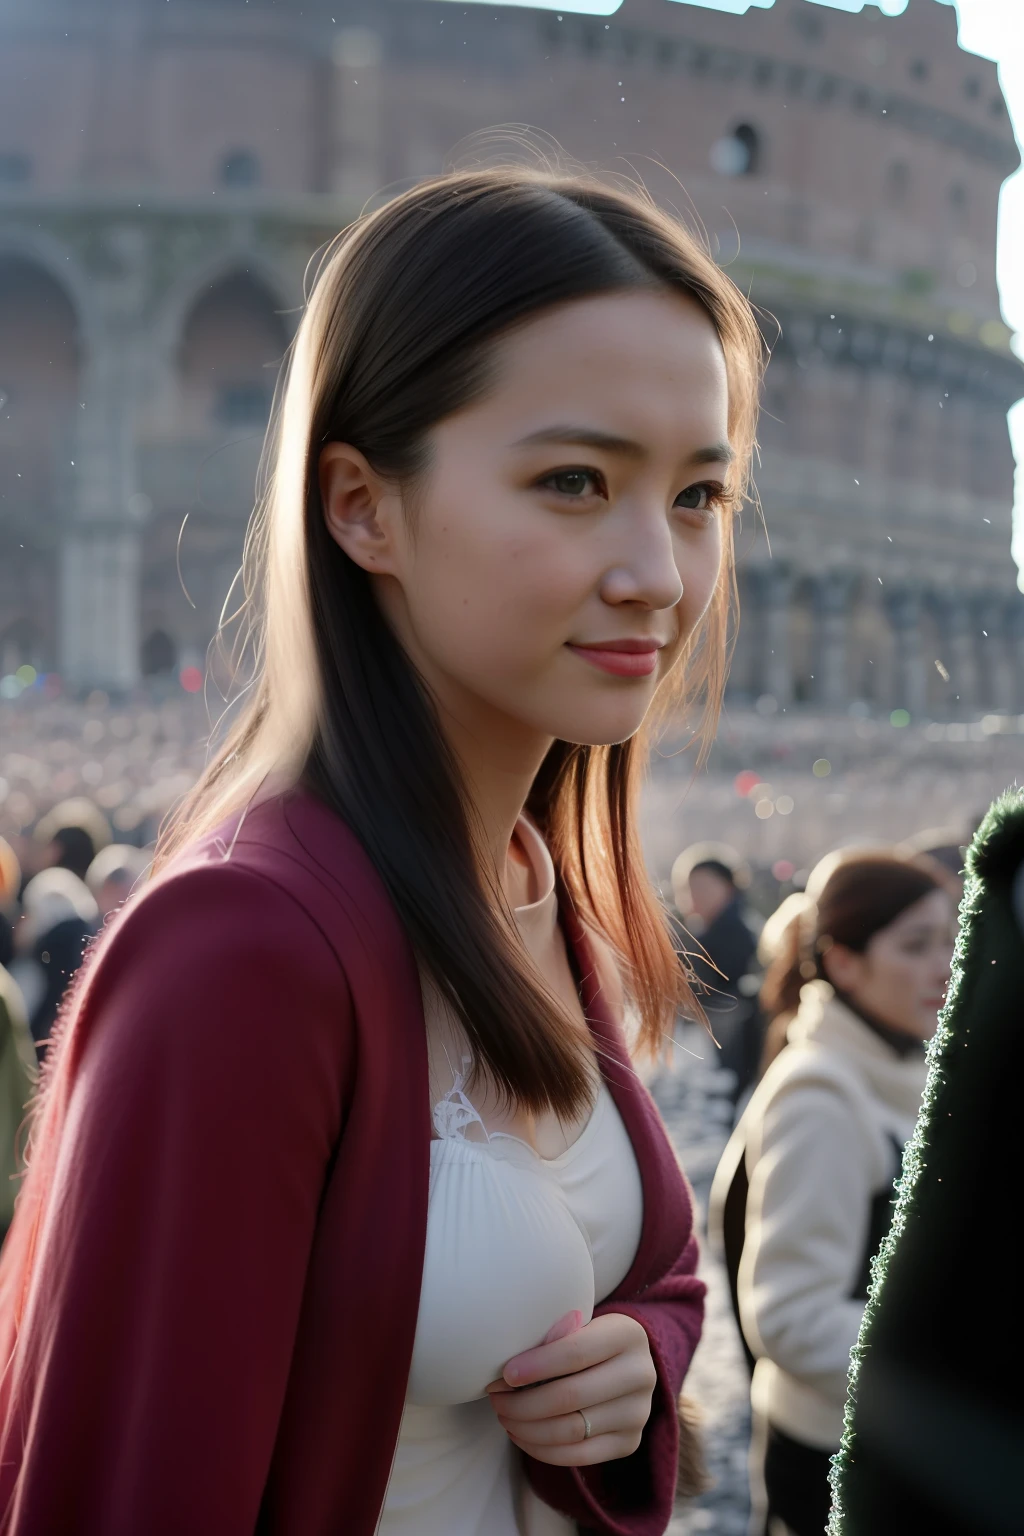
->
[0, 862, 351, 1536]
[526, 1237, 706, 1536]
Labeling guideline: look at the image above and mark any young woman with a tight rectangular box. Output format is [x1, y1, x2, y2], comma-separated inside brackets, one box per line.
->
[710, 851, 956, 1536]
[0, 166, 763, 1536]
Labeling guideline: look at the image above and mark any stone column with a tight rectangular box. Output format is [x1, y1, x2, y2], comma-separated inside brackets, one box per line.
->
[329, 28, 383, 204]
[59, 225, 148, 690]
[811, 570, 856, 711]
[931, 592, 978, 716]
[748, 564, 796, 707]
[885, 585, 928, 718]
[60, 532, 141, 690]
[976, 593, 1018, 713]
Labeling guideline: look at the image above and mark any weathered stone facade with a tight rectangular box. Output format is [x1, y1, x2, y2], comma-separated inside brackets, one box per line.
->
[1, 0, 1021, 708]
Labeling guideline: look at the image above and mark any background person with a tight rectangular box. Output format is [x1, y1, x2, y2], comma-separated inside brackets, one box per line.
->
[10, 867, 98, 1063]
[671, 842, 763, 1108]
[709, 850, 955, 1536]
[831, 790, 1024, 1535]
[31, 799, 112, 886]
[85, 844, 151, 921]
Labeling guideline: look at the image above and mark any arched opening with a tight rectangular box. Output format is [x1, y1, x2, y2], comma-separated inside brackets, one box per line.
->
[176, 271, 286, 435]
[0, 256, 82, 671]
[140, 627, 178, 677]
[219, 150, 261, 190]
[710, 123, 762, 177]
[140, 271, 289, 668]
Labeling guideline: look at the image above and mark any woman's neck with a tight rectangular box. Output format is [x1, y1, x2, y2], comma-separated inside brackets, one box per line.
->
[433, 692, 554, 909]
[835, 990, 926, 1060]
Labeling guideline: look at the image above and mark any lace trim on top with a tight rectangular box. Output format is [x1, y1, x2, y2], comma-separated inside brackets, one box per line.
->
[432, 1056, 492, 1143]
[433, 1055, 607, 1167]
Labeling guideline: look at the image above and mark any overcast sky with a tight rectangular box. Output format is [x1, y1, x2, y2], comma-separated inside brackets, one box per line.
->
[435, 0, 1024, 586]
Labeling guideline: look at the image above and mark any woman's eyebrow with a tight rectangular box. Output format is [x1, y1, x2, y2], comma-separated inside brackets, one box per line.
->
[511, 425, 735, 467]
[511, 425, 647, 458]
[690, 441, 736, 467]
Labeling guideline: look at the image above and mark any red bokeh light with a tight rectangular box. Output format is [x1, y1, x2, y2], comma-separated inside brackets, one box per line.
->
[734, 769, 762, 798]
[180, 666, 203, 694]
[772, 859, 795, 882]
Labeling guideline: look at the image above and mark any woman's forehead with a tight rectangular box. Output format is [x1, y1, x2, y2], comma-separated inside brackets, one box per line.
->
[465, 290, 730, 449]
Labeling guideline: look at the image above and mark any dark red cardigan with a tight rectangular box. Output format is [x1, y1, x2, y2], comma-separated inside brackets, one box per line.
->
[0, 790, 704, 1535]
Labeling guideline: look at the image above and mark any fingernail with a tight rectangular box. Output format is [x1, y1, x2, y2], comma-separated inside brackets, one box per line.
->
[505, 1365, 520, 1385]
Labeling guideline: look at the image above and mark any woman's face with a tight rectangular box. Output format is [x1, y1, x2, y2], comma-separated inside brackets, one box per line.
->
[826, 889, 956, 1041]
[322, 289, 731, 756]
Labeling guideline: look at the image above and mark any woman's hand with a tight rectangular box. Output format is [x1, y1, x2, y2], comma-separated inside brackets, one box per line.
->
[485, 1312, 657, 1466]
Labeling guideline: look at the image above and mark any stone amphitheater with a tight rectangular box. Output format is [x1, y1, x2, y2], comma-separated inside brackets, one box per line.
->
[1, 0, 1021, 711]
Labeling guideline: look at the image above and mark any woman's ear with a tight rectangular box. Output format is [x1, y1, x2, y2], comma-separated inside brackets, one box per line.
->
[319, 442, 398, 574]
[820, 941, 863, 995]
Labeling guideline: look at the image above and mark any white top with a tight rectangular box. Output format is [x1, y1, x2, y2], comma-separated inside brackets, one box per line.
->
[378, 820, 645, 1536]
[709, 981, 929, 1449]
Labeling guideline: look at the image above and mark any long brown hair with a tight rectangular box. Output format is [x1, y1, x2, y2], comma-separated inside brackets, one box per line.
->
[760, 852, 947, 1071]
[157, 165, 763, 1115]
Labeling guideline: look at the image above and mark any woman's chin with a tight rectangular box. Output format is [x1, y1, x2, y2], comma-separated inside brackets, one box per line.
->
[554, 717, 651, 749]
[543, 696, 657, 750]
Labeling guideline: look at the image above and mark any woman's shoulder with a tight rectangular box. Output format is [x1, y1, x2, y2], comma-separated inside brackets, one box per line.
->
[751, 1006, 877, 1127]
[154, 789, 398, 944]
[91, 789, 415, 1021]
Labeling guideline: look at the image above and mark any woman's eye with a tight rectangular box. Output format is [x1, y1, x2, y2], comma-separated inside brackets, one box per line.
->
[675, 483, 721, 515]
[542, 468, 604, 498]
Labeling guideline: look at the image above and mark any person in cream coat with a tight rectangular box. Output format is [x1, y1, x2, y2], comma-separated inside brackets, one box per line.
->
[710, 850, 956, 1536]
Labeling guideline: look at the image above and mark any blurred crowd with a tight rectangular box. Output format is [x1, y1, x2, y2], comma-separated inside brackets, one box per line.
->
[0, 691, 977, 1533]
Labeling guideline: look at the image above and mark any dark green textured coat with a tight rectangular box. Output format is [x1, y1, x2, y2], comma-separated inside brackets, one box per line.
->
[829, 789, 1024, 1536]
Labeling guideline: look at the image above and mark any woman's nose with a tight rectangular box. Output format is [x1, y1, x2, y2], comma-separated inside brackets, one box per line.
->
[598, 508, 683, 612]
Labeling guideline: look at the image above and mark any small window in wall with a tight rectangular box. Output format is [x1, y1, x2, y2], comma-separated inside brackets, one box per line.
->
[908, 59, 929, 82]
[141, 629, 178, 677]
[216, 381, 273, 426]
[964, 78, 981, 100]
[710, 123, 761, 177]
[0, 152, 31, 187]
[792, 11, 824, 43]
[220, 150, 261, 189]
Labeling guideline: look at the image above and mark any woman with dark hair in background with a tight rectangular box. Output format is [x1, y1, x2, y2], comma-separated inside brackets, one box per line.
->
[0, 163, 763, 1535]
[710, 851, 955, 1536]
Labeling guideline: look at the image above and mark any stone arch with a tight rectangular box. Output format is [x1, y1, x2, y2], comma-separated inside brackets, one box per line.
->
[0, 254, 83, 670]
[0, 229, 100, 354]
[148, 249, 295, 391]
[176, 269, 290, 435]
[139, 265, 291, 670]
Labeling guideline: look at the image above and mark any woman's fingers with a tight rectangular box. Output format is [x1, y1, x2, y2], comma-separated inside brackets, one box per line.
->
[504, 1412, 649, 1466]
[491, 1353, 655, 1426]
[502, 1311, 645, 1387]
[500, 1391, 651, 1449]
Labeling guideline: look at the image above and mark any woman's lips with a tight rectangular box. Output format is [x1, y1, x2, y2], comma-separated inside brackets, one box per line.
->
[566, 640, 662, 678]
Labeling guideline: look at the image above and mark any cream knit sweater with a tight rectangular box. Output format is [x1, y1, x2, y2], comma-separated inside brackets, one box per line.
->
[710, 981, 928, 1450]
